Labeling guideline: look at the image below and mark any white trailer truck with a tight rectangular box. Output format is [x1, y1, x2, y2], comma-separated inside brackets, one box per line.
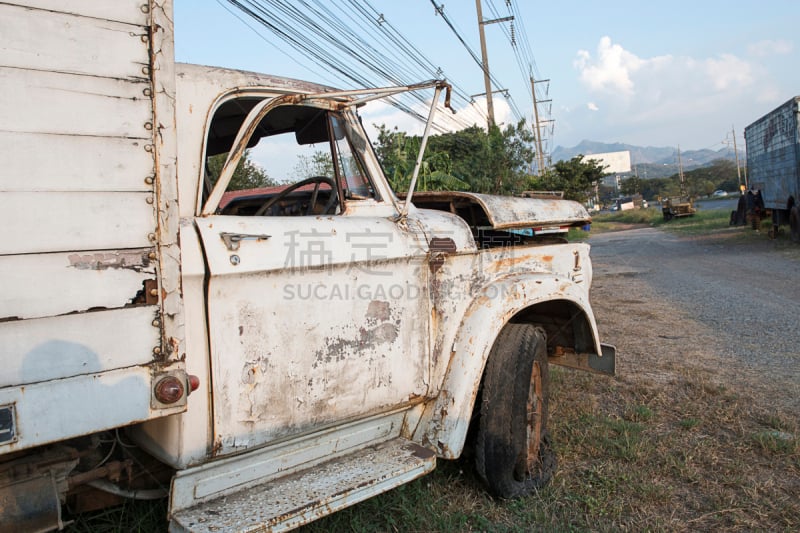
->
[0, 2, 614, 530]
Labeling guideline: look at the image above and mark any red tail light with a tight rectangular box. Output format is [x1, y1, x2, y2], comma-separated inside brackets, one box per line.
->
[154, 376, 185, 404]
[189, 374, 200, 393]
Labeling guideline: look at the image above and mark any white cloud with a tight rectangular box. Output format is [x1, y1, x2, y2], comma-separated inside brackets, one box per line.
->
[561, 37, 779, 150]
[574, 36, 668, 95]
[747, 39, 793, 57]
[704, 54, 754, 90]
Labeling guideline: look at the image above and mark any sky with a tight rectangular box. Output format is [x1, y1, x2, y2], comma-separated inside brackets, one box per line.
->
[174, 1, 800, 160]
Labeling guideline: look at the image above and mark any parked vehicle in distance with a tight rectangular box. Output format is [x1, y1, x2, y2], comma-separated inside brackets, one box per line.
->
[661, 196, 697, 221]
[712, 190, 728, 197]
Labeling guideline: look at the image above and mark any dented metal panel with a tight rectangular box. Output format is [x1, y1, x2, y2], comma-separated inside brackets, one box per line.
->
[0, 307, 160, 388]
[0, 68, 151, 139]
[409, 235, 604, 458]
[0, 248, 155, 320]
[0, 365, 185, 454]
[170, 410, 406, 512]
[7, 0, 149, 25]
[1, 194, 156, 255]
[415, 268, 603, 458]
[196, 214, 431, 455]
[0, 0, 185, 458]
[411, 191, 591, 229]
[0, 133, 156, 192]
[0, 3, 150, 79]
[170, 437, 435, 532]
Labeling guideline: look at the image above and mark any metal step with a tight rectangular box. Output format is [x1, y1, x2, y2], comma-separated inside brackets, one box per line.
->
[169, 438, 436, 532]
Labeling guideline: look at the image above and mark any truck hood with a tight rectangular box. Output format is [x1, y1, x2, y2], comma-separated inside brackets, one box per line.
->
[408, 191, 591, 230]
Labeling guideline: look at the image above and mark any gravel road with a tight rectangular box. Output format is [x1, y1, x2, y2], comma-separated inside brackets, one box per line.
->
[588, 226, 800, 411]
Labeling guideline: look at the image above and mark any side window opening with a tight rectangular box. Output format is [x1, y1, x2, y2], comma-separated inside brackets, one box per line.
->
[202, 98, 377, 216]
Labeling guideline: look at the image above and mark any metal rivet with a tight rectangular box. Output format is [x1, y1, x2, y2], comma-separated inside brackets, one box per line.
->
[153, 346, 162, 355]
[144, 122, 153, 131]
[148, 233, 157, 242]
[145, 176, 154, 185]
[146, 196, 154, 204]
[148, 252, 157, 260]
[141, 4, 150, 13]
[142, 66, 150, 76]
[143, 88, 152, 97]
[144, 144, 154, 152]
[230, 255, 241, 266]
[150, 288, 159, 297]
[152, 319, 161, 327]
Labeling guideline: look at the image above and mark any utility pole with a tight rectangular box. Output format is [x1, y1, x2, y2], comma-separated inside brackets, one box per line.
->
[530, 77, 550, 175]
[677, 144, 687, 196]
[475, 0, 513, 130]
[475, 0, 494, 129]
[731, 125, 743, 190]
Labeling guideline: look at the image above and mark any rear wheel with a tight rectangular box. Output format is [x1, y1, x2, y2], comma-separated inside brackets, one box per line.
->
[790, 206, 800, 243]
[476, 324, 555, 499]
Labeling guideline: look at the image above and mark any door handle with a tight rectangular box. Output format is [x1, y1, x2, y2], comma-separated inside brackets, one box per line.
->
[220, 232, 271, 251]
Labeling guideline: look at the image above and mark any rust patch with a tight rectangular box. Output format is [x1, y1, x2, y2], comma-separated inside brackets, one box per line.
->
[68, 250, 152, 271]
[407, 443, 436, 460]
[366, 300, 391, 322]
[144, 279, 159, 305]
[488, 254, 533, 273]
[313, 304, 400, 367]
[429, 255, 445, 274]
[429, 237, 457, 253]
[429, 237, 457, 274]
[364, 323, 399, 344]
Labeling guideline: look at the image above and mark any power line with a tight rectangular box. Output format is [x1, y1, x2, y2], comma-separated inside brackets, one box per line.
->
[223, 0, 484, 133]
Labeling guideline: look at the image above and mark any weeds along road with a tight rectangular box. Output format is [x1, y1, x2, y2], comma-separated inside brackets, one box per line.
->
[588, 226, 800, 411]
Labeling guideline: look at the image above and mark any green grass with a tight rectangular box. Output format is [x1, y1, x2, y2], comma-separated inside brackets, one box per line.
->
[66, 363, 800, 533]
[586, 207, 740, 237]
[658, 209, 732, 235]
[65, 201, 799, 532]
[65, 498, 167, 532]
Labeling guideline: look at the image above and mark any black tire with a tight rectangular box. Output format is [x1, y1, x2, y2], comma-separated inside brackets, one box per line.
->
[476, 324, 556, 499]
[790, 206, 800, 243]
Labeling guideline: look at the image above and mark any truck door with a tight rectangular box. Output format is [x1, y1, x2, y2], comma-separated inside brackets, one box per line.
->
[195, 96, 431, 455]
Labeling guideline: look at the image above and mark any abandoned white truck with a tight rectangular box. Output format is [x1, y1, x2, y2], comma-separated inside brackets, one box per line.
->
[0, 1, 614, 530]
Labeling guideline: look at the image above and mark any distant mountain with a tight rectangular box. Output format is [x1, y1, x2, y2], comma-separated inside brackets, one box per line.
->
[551, 140, 743, 179]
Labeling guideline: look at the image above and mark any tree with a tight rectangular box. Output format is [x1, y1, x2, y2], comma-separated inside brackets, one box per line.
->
[373, 119, 536, 195]
[207, 149, 276, 191]
[374, 125, 471, 192]
[294, 150, 334, 178]
[620, 175, 641, 196]
[529, 155, 607, 203]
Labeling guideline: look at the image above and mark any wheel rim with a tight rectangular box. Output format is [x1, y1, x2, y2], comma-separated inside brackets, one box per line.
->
[522, 360, 544, 477]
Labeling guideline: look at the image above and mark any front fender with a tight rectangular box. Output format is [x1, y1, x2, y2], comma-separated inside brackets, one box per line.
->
[412, 273, 601, 459]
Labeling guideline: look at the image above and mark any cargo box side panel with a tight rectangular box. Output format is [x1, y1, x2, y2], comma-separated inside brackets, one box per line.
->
[0, 308, 160, 388]
[0, 1, 184, 453]
[745, 97, 800, 210]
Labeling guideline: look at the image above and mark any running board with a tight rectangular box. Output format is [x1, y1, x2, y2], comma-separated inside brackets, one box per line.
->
[169, 438, 436, 532]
